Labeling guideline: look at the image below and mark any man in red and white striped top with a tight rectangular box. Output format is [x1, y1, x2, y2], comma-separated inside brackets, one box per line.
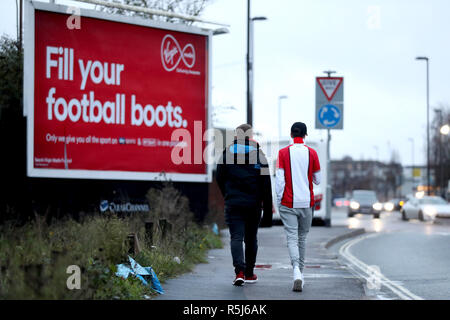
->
[276, 122, 321, 292]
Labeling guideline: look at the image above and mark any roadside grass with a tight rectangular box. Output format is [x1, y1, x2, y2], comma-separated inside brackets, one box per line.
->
[0, 185, 223, 300]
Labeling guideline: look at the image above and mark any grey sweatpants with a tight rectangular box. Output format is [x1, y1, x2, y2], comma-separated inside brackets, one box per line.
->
[279, 205, 313, 272]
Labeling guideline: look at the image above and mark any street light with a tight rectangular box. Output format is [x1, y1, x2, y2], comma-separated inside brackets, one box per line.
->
[416, 56, 430, 195]
[278, 95, 288, 140]
[212, 28, 230, 36]
[441, 124, 450, 135]
[247, 0, 267, 126]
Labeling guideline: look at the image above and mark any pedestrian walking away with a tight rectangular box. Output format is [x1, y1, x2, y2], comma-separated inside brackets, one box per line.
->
[216, 124, 273, 286]
[276, 122, 321, 292]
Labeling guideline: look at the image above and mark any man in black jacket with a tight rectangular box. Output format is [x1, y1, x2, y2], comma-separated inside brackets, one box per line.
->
[216, 124, 273, 286]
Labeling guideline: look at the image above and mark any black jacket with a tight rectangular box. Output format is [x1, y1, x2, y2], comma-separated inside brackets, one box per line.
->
[216, 138, 273, 227]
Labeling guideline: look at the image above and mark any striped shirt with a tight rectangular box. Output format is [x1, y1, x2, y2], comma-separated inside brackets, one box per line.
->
[276, 137, 321, 208]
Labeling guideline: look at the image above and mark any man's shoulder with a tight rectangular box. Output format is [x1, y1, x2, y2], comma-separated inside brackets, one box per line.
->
[305, 145, 320, 161]
[305, 144, 318, 154]
[279, 144, 292, 154]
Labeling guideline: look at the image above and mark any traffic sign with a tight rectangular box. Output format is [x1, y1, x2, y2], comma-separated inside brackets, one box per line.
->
[315, 77, 344, 130]
[317, 78, 343, 101]
[318, 104, 341, 128]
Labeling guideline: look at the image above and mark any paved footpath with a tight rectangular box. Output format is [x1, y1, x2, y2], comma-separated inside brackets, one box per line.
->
[156, 225, 368, 300]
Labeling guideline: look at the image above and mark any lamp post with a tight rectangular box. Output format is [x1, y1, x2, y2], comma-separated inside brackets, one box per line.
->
[434, 109, 443, 196]
[278, 95, 288, 140]
[416, 56, 430, 195]
[439, 124, 449, 197]
[246, 0, 267, 126]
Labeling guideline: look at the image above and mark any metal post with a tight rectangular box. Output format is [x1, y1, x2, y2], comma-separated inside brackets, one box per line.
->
[426, 59, 430, 195]
[246, 0, 252, 126]
[19, 0, 22, 52]
[437, 110, 444, 196]
[323, 70, 335, 227]
[325, 128, 332, 227]
[416, 57, 430, 194]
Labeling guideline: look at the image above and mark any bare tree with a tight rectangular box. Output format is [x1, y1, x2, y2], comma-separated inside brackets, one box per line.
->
[430, 103, 450, 197]
[101, 0, 213, 25]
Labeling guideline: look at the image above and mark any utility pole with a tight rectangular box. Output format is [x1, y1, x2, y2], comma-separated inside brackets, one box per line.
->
[416, 57, 430, 195]
[19, 0, 23, 52]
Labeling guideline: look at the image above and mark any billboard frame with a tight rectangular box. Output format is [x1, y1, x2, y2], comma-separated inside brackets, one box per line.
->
[24, 0, 213, 183]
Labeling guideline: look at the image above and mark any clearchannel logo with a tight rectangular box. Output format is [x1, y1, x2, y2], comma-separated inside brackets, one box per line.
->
[99, 200, 150, 213]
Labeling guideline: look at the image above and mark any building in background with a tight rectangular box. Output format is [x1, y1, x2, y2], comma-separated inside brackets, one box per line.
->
[330, 156, 403, 202]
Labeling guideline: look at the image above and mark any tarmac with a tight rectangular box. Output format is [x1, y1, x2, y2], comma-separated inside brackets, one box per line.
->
[155, 224, 367, 300]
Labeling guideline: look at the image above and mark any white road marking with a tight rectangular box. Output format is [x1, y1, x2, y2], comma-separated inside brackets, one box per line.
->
[339, 233, 424, 300]
[304, 273, 357, 279]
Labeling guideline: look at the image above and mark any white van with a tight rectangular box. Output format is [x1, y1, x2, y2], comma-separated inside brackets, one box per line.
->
[259, 138, 327, 225]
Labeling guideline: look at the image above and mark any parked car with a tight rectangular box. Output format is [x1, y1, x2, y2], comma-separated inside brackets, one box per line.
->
[347, 189, 383, 219]
[400, 196, 450, 221]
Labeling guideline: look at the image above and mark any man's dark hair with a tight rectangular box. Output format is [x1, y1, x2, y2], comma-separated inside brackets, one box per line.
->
[235, 124, 253, 139]
[291, 122, 307, 138]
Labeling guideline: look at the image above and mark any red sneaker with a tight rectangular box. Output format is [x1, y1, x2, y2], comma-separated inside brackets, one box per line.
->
[244, 274, 258, 283]
[233, 271, 245, 286]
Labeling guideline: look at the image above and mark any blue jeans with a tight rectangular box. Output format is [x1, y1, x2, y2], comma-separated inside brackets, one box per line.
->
[279, 205, 313, 272]
[225, 206, 261, 276]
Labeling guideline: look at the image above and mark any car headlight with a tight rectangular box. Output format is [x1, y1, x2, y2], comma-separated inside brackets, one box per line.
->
[384, 202, 394, 211]
[373, 202, 383, 211]
[423, 206, 437, 217]
[350, 201, 360, 210]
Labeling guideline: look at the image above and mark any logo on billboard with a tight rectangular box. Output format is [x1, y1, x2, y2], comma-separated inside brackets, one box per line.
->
[161, 34, 196, 72]
[99, 200, 150, 213]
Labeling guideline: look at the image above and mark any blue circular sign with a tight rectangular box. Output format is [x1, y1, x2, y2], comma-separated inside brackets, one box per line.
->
[318, 104, 341, 128]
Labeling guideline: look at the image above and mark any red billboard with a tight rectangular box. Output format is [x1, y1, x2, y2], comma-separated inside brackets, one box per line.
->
[24, 1, 211, 182]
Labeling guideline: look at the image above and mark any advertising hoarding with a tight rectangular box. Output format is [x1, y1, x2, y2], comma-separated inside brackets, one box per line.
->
[24, 1, 212, 182]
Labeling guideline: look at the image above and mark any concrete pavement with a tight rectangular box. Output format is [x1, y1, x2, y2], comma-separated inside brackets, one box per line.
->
[156, 224, 367, 300]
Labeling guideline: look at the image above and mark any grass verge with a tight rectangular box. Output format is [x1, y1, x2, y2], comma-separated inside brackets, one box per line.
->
[0, 186, 223, 299]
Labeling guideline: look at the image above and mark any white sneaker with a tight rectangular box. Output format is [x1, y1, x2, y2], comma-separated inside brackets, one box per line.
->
[293, 267, 304, 292]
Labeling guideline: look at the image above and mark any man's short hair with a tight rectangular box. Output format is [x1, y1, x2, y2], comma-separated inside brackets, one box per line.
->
[235, 124, 253, 138]
[291, 122, 307, 138]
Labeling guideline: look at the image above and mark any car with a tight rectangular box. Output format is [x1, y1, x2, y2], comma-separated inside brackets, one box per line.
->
[400, 196, 450, 221]
[384, 198, 405, 212]
[347, 189, 383, 219]
[334, 197, 350, 208]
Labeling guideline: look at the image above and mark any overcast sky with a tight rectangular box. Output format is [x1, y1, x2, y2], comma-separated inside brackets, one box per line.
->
[1, 0, 449, 166]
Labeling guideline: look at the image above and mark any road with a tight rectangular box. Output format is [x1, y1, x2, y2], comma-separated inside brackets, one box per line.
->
[329, 207, 450, 300]
[155, 207, 450, 300]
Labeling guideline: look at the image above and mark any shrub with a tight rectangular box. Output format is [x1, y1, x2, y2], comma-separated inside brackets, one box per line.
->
[0, 186, 222, 299]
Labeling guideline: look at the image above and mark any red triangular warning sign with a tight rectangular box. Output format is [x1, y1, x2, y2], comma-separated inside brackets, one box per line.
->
[317, 77, 343, 101]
